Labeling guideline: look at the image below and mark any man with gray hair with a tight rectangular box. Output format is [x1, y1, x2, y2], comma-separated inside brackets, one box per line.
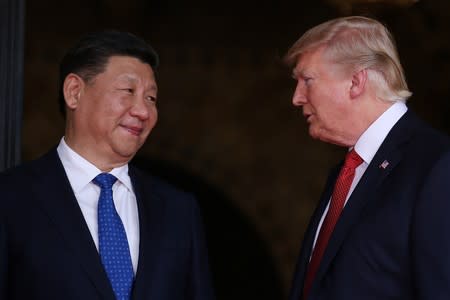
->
[286, 16, 450, 300]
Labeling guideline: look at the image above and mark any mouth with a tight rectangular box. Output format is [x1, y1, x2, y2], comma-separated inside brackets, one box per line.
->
[120, 125, 143, 136]
[303, 113, 313, 123]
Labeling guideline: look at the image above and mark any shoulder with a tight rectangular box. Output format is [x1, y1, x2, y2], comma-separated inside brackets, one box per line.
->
[0, 149, 59, 185]
[128, 164, 198, 206]
[395, 113, 450, 195]
[128, 165, 203, 227]
[0, 153, 39, 216]
[412, 117, 449, 147]
[399, 111, 449, 161]
[423, 150, 450, 181]
[0, 149, 62, 213]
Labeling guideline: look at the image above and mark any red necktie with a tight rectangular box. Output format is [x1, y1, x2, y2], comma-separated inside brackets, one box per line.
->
[302, 149, 363, 299]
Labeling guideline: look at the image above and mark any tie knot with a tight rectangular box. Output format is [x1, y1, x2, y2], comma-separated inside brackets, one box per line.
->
[344, 149, 363, 170]
[93, 173, 117, 190]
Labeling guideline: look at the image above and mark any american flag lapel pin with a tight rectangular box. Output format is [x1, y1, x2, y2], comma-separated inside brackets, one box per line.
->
[379, 160, 389, 169]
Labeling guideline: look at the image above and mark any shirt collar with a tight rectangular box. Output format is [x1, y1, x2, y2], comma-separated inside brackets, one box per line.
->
[56, 137, 133, 193]
[354, 101, 408, 164]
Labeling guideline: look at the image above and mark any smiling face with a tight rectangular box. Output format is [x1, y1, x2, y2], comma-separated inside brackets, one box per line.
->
[291, 47, 357, 146]
[64, 55, 158, 170]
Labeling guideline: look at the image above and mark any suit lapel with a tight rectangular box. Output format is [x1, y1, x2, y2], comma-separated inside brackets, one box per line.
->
[31, 149, 115, 299]
[129, 167, 165, 299]
[289, 166, 340, 300]
[309, 111, 419, 297]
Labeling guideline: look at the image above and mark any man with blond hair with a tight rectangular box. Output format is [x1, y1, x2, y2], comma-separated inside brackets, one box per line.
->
[286, 16, 450, 300]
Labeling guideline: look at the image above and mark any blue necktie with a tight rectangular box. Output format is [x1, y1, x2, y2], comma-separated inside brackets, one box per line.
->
[93, 173, 134, 300]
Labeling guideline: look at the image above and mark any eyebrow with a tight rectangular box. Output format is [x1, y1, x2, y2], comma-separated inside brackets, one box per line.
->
[118, 74, 158, 93]
[292, 69, 306, 79]
[119, 74, 138, 83]
[147, 85, 158, 94]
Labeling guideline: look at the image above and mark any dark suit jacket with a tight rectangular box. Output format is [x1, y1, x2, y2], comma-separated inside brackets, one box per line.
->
[0, 149, 215, 300]
[289, 111, 450, 300]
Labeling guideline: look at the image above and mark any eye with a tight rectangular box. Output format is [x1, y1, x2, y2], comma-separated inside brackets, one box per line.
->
[146, 95, 157, 103]
[300, 76, 314, 87]
[120, 88, 134, 94]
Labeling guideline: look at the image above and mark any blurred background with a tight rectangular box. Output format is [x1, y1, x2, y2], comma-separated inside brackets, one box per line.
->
[16, 0, 450, 298]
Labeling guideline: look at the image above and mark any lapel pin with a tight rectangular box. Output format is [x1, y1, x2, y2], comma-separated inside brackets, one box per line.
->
[379, 160, 389, 169]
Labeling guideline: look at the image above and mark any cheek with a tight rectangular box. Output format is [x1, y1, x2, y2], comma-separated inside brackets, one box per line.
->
[149, 106, 158, 122]
[115, 99, 133, 114]
[142, 106, 158, 132]
[108, 92, 133, 111]
[308, 91, 326, 115]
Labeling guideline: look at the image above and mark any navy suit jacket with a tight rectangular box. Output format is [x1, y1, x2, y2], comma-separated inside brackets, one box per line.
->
[289, 111, 450, 300]
[0, 149, 215, 300]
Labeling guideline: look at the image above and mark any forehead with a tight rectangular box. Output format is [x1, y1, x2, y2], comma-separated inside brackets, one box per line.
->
[292, 48, 326, 77]
[104, 56, 155, 77]
[102, 55, 157, 88]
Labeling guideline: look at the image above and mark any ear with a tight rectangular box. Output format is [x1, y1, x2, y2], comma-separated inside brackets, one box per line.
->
[63, 73, 84, 109]
[349, 69, 367, 99]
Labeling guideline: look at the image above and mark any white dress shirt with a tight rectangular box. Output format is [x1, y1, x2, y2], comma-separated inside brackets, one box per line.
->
[311, 101, 408, 252]
[57, 138, 140, 274]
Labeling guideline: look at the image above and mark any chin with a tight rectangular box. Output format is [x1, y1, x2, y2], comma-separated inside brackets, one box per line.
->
[308, 127, 321, 140]
[318, 135, 349, 147]
[113, 144, 142, 160]
[309, 128, 336, 145]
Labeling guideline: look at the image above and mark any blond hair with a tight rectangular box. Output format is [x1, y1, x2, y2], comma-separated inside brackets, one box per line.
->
[284, 16, 412, 102]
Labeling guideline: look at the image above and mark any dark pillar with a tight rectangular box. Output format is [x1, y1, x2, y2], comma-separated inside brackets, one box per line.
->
[0, 0, 25, 171]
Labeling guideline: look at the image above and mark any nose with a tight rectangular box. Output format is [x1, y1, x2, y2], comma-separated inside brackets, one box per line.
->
[130, 96, 151, 121]
[292, 80, 307, 107]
